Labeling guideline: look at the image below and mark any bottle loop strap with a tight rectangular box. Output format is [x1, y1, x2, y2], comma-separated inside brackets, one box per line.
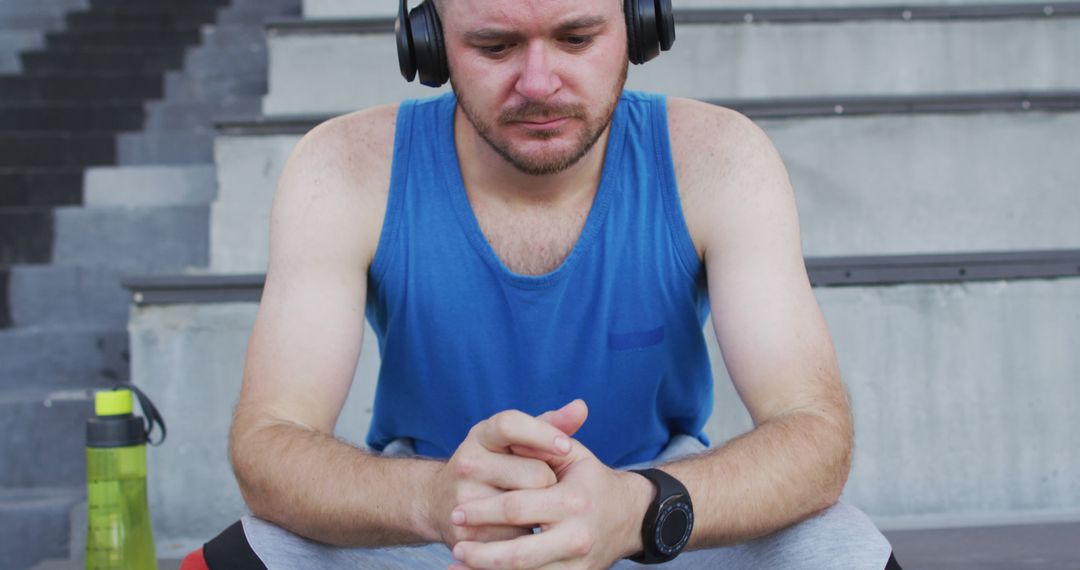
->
[114, 382, 168, 446]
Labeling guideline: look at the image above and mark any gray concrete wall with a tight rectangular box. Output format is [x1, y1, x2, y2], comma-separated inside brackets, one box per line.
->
[303, 0, 1056, 19]
[263, 19, 1080, 116]
[208, 111, 1080, 273]
[132, 277, 1080, 550]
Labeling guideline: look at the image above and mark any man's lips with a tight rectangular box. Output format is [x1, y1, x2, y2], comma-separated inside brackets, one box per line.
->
[512, 117, 570, 130]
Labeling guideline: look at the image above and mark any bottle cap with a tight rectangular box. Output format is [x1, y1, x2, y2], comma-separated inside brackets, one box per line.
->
[95, 389, 134, 417]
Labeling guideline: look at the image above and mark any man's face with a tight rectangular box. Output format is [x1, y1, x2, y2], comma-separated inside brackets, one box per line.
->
[439, 0, 629, 176]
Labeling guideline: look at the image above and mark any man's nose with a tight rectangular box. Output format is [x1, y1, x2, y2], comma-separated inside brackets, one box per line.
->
[514, 42, 562, 100]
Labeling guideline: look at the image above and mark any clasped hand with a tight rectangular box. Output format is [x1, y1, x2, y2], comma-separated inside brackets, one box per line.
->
[426, 400, 646, 570]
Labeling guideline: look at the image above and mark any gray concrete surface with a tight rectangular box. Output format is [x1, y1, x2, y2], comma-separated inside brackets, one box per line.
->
[262, 19, 1080, 116]
[84, 165, 218, 208]
[884, 522, 1080, 569]
[303, 0, 1062, 19]
[128, 277, 1080, 547]
[208, 110, 1080, 273]
[51, 205, 210, 272]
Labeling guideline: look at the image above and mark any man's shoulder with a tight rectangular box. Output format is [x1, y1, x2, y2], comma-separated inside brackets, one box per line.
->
[664, 97, 793, 256]
[303, 103, 400, 185]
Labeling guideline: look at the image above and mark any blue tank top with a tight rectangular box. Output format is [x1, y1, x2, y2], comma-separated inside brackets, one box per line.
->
[365, 90, 713, 467]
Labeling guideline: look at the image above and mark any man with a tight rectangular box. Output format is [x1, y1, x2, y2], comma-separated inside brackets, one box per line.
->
[194, 0, 901, 568]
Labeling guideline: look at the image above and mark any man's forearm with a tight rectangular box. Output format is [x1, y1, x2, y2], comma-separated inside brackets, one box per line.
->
[660, 406, 853, 549]
[230, 420, 442, 548]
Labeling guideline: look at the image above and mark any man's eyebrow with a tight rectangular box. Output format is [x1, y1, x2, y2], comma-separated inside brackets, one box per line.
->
[462, 15, 608, 42]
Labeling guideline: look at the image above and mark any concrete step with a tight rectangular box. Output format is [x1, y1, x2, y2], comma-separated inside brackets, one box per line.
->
[161, 71, 268, 102]
[20, 46, 187, 74]
[65, 8, 219, 30]
[5, 264, 132, 328]
[43, 27, 203, 49]
[84, 164, 217, 207]
[0, 388, 96, 488]
[90, 0, 225, 8]
[0, 487, 85, 570]
[0, 207, 53, 265]
[0, 12, 65, 32]
[0, 101, 145, 132]
[210, 105, 1080, 271]
[52, 205, 210, 271]
[263, 12, 1080, 115]
[302, 0, 1067, 19]
[0, 72, 163, 102]
[0, 30, 45, 73]
[0, 133, 114, 168]
[143, 98, 262, 132]
[0, 167, 83, 208]
[0, 324, 128, 389]
[0, 0, 87, 15]
[115, 131, 215, 164]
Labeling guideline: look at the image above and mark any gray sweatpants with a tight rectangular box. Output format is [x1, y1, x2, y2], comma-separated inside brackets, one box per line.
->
[241, 436, 894, 569]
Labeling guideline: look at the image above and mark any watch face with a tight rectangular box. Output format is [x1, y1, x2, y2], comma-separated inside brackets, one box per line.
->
[655, 497, 693, 555]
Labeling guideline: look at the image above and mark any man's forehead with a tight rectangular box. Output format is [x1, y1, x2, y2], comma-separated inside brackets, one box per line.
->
[440, 0, 622, 32]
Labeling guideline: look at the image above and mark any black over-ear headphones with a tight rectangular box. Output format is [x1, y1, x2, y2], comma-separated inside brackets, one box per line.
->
[397, 0, 675, 88]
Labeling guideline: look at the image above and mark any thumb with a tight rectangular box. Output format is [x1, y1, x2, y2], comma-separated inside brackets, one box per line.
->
[537, 399, 588, 437]
[510, 400, 589, 463]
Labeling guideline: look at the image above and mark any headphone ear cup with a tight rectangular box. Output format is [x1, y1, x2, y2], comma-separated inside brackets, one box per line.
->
[657, 0, 675, 51]
[624, 0, 642, 65]
[405, 0, 449, 87]
[396, 0, 417, 81]
[626, 0, 675, 65]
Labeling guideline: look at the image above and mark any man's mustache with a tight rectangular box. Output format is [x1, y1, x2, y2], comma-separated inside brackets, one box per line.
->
[499, 102, 587, 124]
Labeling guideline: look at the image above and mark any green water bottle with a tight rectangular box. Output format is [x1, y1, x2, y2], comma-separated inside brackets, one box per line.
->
[85, 384, 166, 570]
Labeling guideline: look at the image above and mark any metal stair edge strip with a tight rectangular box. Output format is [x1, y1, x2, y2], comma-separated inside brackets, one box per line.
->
[119, 249, 1080, 305]
[214, 90, 1080, 135]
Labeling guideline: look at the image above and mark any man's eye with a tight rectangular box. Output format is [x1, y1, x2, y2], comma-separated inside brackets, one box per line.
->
[481, 44, 510, 55]
[564, 35, 592, 47]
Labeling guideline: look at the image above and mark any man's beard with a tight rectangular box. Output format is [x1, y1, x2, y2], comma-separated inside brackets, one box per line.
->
[453, 65, 628, 177]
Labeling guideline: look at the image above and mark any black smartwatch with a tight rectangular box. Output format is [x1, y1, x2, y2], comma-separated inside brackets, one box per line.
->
[627, 468, 694, 564]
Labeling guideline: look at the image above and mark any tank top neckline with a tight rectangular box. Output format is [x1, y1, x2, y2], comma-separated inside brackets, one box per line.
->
[438, 94, 629, 290]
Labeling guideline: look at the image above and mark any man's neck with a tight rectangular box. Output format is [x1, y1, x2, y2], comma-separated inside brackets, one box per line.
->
[454, 105, 611, 210]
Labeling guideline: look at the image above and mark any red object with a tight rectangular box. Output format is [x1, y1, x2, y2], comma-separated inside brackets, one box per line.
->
[180, 547, 210, 570]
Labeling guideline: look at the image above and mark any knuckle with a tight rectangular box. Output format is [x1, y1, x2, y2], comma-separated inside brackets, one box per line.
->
[571, 529, 593, 557]
[563, 491, 591, 515]
[454, 457, 477, 478]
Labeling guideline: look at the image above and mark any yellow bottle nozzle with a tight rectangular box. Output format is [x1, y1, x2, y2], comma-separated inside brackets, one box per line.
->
[95, 389, 134, 417]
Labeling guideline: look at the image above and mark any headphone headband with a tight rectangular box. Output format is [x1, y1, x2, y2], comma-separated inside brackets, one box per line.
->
[396, 0, 675, 87]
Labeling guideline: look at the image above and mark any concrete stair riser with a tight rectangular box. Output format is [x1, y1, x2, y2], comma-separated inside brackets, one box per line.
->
[303, 0, 1066, 18]
[0, 133, 115, 168]
[7, 265, 132, 328]
[263, 19, 1080, 116]
[20, 47, 187, 74]
[0, 390, 96, 488]
[0, 74, 163, 102]
[208, 110, 1080, 273]
[51, 205, 210, 271]
[115, 132, 216, 165]
[44, 28, 203, 48]
[64, 10, 219, 30]
[130, 278, 1080, 545]
[0, 31, 44, 73]
[0, 0, 87, 15]
[143, 98, 263, 132]
[182, 45, 268, 76]
[90, 0, 226, 8]
[0, 326, 128, 389]
[161, 75, 268, 104]
[0, 13, 65, 32]
[0, 102, 145, 132]
[0, 208, 53, 265]
[0, 169, 82, 208]
[0, 487, 85, 570]
[83, 165, 217, 207]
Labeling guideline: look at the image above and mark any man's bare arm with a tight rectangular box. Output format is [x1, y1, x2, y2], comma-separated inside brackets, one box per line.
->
[227, 105, 579, 549]
[226, 105, 446, 547]
[659, 98, 853, 548]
